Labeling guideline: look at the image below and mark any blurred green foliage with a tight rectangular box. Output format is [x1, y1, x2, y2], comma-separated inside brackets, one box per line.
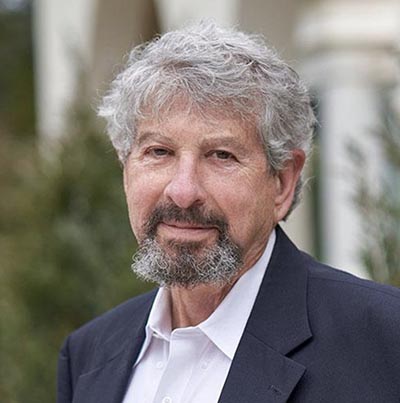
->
[351, 105, 400, 287]
[0, 102, 153, 403]
[0, 6, 152, 402]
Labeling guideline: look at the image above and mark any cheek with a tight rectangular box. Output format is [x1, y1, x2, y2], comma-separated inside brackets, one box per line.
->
[219, 180, 276, 245]
[125, 190, 142, 237]
[125, 176, 163, 236]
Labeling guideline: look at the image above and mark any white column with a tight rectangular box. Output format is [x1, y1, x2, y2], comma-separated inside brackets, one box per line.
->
[33, 0, 97, 141]
[296, 0, 400, 277]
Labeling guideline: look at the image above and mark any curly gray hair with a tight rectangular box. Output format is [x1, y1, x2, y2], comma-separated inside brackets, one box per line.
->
[98, 20, 316, 217]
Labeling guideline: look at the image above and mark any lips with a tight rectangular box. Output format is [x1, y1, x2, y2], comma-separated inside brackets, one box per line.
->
[161, 221, 215, 230]
[157, 221, 218, 242]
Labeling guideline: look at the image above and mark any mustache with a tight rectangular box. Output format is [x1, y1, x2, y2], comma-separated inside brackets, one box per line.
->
[145, 203, 228, 238]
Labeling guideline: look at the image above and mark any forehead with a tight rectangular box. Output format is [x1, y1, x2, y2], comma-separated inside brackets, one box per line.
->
[135, 105, 263, 147]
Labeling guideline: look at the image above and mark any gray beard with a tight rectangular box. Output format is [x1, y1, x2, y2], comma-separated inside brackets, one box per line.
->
[131, 232, 242, 288]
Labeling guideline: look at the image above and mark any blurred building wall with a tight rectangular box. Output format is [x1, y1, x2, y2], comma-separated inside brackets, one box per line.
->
[33, 0, 400, 277]
[297, 0, 400, 277]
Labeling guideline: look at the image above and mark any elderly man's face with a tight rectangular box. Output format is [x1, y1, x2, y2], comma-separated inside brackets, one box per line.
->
[124, 108, 299, 285]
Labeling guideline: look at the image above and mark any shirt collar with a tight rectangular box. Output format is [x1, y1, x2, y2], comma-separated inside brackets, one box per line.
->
[199, 229, 276, 359]
[136, 229, 276, 364]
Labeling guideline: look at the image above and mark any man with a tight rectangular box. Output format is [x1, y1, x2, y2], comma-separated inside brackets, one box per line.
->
[57, 21, 400, 403]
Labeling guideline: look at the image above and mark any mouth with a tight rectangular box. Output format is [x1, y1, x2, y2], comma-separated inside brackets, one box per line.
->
[157, 221, 218, 242]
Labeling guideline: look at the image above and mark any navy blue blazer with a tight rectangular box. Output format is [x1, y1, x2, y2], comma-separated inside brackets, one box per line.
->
[57, 227, 400, 402]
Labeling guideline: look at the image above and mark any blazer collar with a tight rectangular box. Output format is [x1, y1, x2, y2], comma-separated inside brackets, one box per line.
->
[219, 226, 312, 402]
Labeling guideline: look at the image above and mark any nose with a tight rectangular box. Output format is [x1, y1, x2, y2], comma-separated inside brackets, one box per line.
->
[163, 156, 206, 209]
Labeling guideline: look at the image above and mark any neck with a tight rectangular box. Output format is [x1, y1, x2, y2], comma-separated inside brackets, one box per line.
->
[169, 282, 234, 328]
[169, 255, 259, 328]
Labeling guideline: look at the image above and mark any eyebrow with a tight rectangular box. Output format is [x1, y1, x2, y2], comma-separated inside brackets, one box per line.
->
[134, 131, 175, 148]
[135, 131, 247, 152]
[201, 137, 245, 150]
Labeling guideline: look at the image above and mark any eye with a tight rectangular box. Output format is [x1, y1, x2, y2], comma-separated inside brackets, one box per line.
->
[210, 150, 237, 161]
[146, 147, 171, 157]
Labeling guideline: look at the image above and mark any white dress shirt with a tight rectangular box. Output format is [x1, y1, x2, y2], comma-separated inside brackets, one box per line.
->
[122, 230, 276, 403]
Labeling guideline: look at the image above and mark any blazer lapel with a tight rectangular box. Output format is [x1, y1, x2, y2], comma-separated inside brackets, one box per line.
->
[218, 332, 306, 403]
[219, 227, 312, 403]
[72, 291, 157, 403]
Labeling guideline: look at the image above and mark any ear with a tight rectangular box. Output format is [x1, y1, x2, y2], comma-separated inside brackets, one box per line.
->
[274, 149, 306, 222]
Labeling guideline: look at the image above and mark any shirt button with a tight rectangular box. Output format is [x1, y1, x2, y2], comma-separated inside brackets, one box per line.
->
[162, 397, 172, 403]
[156, 361, 164, 369]
[201, 361, 209, 369]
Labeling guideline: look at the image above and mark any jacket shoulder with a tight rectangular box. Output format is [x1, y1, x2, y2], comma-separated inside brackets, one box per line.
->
[69, 288, 157, 343]
[61, 289, 157, 376]
[305, 253, 400, 301]
[289, 253, 400, 398]
[58, 289, 157, 400]
[303, 252, 400, 333]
